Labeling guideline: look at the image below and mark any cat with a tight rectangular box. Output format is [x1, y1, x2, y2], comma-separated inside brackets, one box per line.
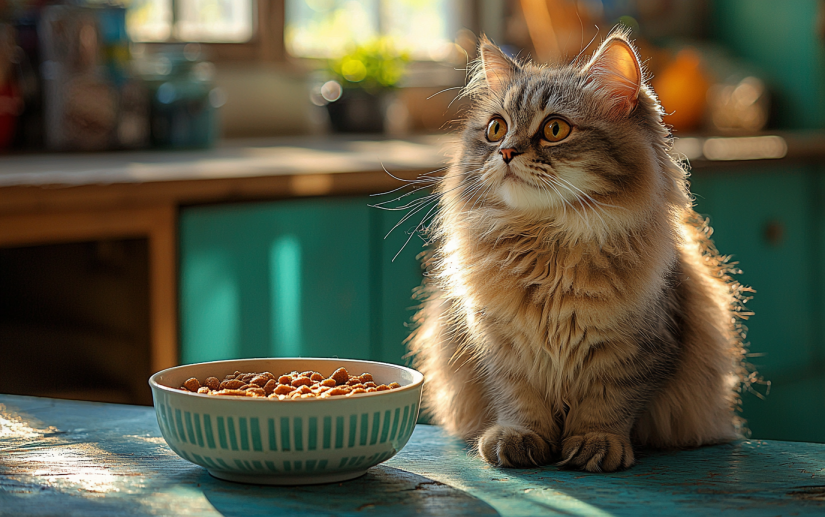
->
[405, 31, 751, 472]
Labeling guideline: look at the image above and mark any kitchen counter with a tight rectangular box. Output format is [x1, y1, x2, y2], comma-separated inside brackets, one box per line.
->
[0, 133, 823, 376]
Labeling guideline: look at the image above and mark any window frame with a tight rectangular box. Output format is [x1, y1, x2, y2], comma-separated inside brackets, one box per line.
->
[135, 0, 286, 63]
[134, 0, 488, 71]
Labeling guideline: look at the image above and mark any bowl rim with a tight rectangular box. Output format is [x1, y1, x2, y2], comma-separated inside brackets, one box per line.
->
[148, 357, 424, 402]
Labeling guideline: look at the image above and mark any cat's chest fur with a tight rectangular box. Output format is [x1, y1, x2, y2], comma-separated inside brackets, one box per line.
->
[437, 220, 676, 384]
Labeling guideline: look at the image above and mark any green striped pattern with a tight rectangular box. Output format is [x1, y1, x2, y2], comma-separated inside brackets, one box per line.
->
[154, 394, 419, 474]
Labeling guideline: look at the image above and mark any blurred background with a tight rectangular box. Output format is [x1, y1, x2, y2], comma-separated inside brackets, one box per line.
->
[0, 0, 824, 444]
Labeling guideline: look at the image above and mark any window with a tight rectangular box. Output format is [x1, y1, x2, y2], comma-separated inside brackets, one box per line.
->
[127, 0, 255, 43]
[285, 0, 461, 60]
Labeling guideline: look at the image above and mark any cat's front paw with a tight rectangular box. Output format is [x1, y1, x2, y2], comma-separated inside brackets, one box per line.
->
[477, 424, 555, 468]
[557, 432, 634, 472]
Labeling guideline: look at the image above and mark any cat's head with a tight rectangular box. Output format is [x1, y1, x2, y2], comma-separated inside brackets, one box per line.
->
[455, 30, 686, 237]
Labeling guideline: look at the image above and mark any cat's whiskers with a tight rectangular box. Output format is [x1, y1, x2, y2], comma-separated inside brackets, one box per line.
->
[373, 165, 486, 226]
[553, 175, 620, 233]
[394, 201, 441, 261]
[372, 164, 484, 209]
[471, 179, 497, 213]
[452, 178, 490, 216]
[529, 174, 557, 215]
[525, 162, 580, 213]
[561, 183, 602, 229]
[385, 167, 492, 259]
[540, 171, 612, 230]
[523, 171, 556, 209]
[554, 174, 626, 211]
[536, 176, 573, 219]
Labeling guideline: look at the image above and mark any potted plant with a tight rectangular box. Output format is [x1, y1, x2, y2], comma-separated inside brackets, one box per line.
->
[320, 38, 408, 134]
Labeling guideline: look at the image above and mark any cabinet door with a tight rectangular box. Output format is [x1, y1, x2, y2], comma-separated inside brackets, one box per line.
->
[180, 197, 372, 364]
[374, 198, 427, 365]
[691, 167, 823, 441]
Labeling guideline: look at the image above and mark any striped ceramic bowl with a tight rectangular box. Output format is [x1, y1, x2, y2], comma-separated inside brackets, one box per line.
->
[149, 358, 423, 485]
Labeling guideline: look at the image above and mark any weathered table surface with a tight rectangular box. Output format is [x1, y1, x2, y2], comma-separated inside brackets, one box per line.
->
[1, 394, 824, 516]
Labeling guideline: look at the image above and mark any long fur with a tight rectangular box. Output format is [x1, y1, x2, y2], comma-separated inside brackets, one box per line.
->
[399, 31, 751, 472]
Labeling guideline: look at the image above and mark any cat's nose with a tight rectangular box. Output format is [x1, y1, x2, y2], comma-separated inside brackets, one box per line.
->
[500, 148, 522, 164]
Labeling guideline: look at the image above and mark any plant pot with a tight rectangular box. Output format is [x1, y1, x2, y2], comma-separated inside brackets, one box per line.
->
[325, 89, 387, 133]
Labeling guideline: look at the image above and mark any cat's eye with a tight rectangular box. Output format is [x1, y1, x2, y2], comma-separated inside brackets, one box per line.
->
[542, 118, 572, 142]
[486, 117, 508, 142]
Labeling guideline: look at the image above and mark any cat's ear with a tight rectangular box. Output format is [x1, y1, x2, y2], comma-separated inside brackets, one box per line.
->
[584, 35, 642, 117]
[479, 36, 519, 94]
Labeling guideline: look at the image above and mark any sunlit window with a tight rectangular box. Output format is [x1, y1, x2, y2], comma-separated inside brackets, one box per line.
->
[285, 0, 459, 60]
[127, 0, 255, 43]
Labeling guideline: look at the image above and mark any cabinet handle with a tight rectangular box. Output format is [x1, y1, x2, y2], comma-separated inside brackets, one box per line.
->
[763, 221, 784, 246]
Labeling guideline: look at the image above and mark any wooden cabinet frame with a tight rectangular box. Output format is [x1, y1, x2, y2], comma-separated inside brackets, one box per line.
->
[0, 204, 178, 373]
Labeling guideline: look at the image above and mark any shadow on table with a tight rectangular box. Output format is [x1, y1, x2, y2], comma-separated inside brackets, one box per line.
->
[483, 442, 825, 515]
[200, 465, 500, 517]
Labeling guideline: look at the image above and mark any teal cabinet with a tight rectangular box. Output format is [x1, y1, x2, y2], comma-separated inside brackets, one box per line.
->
[181, 174, 825, 442]
[179, 195, 425, 367]
[712, 0, 825, 130]
[691, 167, 825, 442]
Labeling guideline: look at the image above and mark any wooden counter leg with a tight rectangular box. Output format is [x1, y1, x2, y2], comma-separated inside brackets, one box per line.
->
[148, 205, 178, 373]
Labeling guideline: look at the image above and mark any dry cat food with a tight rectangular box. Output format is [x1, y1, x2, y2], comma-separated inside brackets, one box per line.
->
[176, 367, 402, 399]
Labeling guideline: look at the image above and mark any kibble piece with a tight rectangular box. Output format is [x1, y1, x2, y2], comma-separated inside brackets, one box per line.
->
[298, 385, 312, 394]
[250, 376, 268, 387]
[220, 379, 244, 390]
[278, 375, 293, 385]
[376, 384, 390, 391]
[300, 370, 317, 378]
[327, 387, 350, 396]
[346, 378, 362, 386]
[260, 372, 275, 380]
[300, 393, 316, 398]
[246, 387, 266, 397]
[365, 387, 377, 393]
[197, 386, 210, 394]
[363, 381, 377, 388]
[359, 373, 374, 383]
[320, 378, 337, 387]
[330, 367, 349, 386]
[213, 389, 247, 397]
[204, 377, 220, 390]
[309, 372, 324, 382]
[347, 388, 367, 396]
[183, 378, 201, 391]
[291, 376, 313, 387]
[388, 382, 401, 389]
[263, 379, 277, 395]
[274, 384, 295, 395]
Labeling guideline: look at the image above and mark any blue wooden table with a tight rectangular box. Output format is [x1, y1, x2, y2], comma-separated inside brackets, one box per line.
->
[1, 394, 824, 516]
